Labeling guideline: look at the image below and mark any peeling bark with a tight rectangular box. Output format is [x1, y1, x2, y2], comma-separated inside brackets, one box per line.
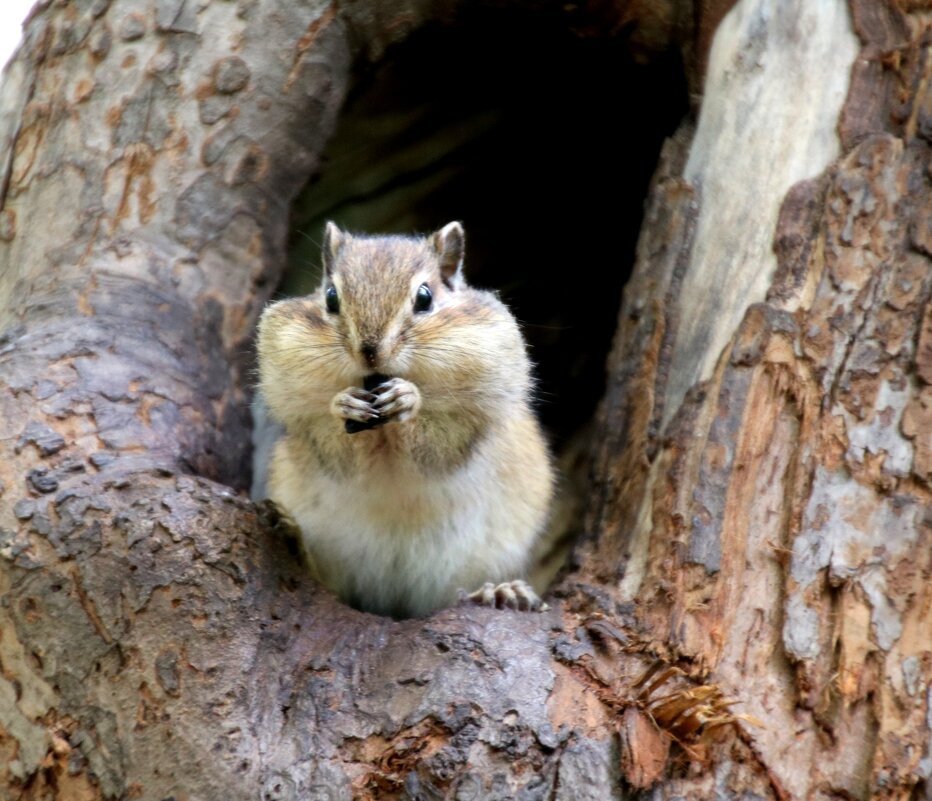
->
[0, 1, 929, 800]
[589, 1, 932, 798]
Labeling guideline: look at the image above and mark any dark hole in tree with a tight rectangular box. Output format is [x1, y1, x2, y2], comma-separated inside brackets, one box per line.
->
[281, 10, 686, 457]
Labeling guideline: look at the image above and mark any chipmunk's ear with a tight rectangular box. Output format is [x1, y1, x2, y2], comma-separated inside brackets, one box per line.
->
[431, 222, 465, 289]
[322, 221, 344, 277]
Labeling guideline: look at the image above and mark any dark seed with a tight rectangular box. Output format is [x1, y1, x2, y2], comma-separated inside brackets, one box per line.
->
[345, 417, 387, 435]
[363, 373, 390, 392]
[344, 374, 392, 434]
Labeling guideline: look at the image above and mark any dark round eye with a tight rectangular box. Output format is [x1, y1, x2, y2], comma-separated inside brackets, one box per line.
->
[325, 285, 340, 314]
[414, 283, 432, 313]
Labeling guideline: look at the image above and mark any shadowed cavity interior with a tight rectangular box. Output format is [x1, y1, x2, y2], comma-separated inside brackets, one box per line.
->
[276, 6, 686, 500]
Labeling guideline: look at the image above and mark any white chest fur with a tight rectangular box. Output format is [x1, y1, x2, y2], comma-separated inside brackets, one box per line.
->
[272, 434, 538, 618]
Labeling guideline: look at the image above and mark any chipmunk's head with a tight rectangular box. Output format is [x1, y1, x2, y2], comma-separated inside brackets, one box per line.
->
[257, 222, 474, 420]
[257, 220, 525, 428]
[317, 221, 466, 375]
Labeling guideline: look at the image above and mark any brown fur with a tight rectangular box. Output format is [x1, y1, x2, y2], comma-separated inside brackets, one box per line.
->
[255, 223, 554, 618]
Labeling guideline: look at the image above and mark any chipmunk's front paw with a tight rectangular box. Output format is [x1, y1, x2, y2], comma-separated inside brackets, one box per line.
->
[331, 387, 378, 424]
[460, 580, 549, 612]
[372, 377, 421, 423]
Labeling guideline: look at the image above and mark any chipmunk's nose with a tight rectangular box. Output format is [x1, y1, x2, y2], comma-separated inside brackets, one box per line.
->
[360, 341, 378, 367]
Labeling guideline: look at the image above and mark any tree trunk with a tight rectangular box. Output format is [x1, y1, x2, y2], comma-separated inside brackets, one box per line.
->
[0, 1, 929, 800]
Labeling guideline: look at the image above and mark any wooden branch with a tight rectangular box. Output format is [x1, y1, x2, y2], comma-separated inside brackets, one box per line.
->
[587, 1, 932, 797]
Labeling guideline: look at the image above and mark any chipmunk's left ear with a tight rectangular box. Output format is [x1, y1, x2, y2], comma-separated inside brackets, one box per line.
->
[322, 221, 344, 277]
[431, 222, 465, 289]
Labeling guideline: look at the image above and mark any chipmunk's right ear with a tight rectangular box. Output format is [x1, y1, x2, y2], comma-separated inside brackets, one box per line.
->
[322, 221, 344, 277]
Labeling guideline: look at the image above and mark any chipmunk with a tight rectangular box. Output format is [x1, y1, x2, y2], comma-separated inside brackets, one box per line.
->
[255, 222, 554, 618]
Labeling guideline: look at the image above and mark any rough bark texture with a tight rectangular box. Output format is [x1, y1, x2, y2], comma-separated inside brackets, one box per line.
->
[0, 1, 929, 801]
[587, 1, 932, 798]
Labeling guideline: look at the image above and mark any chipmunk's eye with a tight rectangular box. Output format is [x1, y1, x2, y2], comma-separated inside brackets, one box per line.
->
[325, 285, 340, 314]
[414, 283, 432, 313]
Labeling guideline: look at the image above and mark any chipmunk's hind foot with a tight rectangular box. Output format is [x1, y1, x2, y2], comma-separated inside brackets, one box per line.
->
[460, 580, 548, 612]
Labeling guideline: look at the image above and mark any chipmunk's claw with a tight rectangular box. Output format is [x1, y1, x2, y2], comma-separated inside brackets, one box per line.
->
[460, 580, 548, 612]
[332, 387, 379, 425]
[372, 377, 421, 423]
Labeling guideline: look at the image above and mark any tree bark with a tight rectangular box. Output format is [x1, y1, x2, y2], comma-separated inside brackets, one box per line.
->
[0, 1, 929, 800]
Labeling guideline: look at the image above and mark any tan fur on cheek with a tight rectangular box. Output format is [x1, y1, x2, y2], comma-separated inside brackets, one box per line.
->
[257, 300, 354, 425]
